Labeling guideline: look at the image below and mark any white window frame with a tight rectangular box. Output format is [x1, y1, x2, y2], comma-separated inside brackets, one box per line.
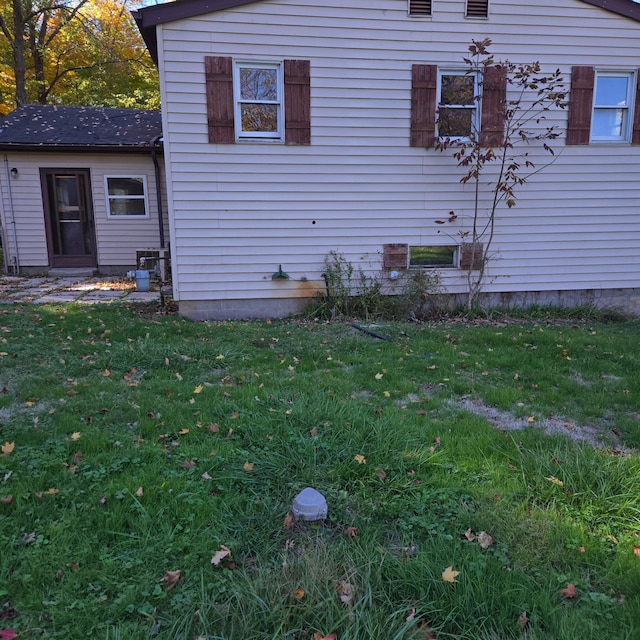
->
[437, 69, 480, 142]
[591, 70, 635, 143]
[234, 61, 284, 142]
[104, 175, 149, 219]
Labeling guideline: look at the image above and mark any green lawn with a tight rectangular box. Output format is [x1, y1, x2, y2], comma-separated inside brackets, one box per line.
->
[1, 303, 639, 639]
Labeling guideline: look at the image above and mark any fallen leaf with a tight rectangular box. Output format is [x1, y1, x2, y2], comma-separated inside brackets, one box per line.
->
[527, 416, 535, 423]
[182, 459, 196, 469]
[22, 531, 36, 545]
[309, 427, 318, 437]
[346, 526, 359, 538]
[559, 583, 577, 599]
[545, 476, 564, 487]
[179, 428, 189, 435]
[175, 372, 183, 381]
[0, 630, 17, 640]
[283, 512, 294, 530]
[194, 385, 203, 394]
[383, 390, 391, 397]
[633, 546, 640, 558]
[313, 634, 336, 640]
[211, 545, 232, 565]
[243, 461, 255, 472]
[464, 528, 476, 542]
[375, 373, 383, 380]
[208, 423, 219, 433]
[73, 450, 83, 465]
[478, 531, 494, 549]
[0, 496, 13, 504]
[202, 472, 212, 481]
[1, 442, 15, 456]
[100, 369, 110, 377]
[442, 566, 460, 583]
[292, 587, 305, 601]
[354, 454, 366, 464]
[578, 546, 586, 553]
[336, 580, 353, 607]
[375, 467, 387, 480]
[71, 432, 81, 441]
[135, 486, 144, 497]
[518, 611, 529, 630]
[160, 569, 181, 591]
[44, 488, 59, 495]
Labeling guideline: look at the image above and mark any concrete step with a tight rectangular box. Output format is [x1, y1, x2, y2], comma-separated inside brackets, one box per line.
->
[48, 268, 97, 277]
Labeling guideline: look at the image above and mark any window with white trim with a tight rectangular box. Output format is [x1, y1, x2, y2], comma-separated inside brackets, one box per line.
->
[437, 70, 479, 140]
[234, 61, 283, 141]
[105, 176, 148, 217]
[410, 246, 458, 268]
[591, 71, 634, 142]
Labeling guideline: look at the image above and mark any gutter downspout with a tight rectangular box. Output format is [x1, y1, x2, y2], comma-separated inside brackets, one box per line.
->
[3, 155, 20, 274]
[150, 135, 165, 249]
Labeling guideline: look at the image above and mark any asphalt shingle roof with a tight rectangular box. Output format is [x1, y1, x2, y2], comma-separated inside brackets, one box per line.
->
[0, 105, 162, 151]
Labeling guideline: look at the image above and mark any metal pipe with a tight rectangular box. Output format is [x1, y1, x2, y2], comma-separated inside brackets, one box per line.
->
[3, 155, 20, 274]
[149, 135, 165, 249]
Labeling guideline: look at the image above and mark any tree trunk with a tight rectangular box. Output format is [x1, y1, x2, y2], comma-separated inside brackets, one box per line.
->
[11, 0, 28, 106]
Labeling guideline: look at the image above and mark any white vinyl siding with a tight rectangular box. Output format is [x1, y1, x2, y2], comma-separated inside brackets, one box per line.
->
[0, 154, 165, 269]
[155, 0, 640, 303]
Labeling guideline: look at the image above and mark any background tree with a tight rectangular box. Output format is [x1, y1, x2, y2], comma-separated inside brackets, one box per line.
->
[436, 39, 567, 311]
[0, 0, 159, 115]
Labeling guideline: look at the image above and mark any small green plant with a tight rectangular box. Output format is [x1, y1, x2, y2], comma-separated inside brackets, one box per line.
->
[308, 250, 445, 320]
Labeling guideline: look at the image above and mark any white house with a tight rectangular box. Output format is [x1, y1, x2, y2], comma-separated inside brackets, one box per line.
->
[133, 0, 640, 319]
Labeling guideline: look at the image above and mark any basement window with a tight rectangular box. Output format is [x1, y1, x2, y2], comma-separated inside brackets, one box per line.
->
[466, 0, 489, 18]
[409, 0, 432, 17]
[105, 176, 148, 217]
[409, 246, 457, 268]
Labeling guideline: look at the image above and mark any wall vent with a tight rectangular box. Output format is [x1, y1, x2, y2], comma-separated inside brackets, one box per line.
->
[466, 0, 489, 18]
[409, 0, 432, 16]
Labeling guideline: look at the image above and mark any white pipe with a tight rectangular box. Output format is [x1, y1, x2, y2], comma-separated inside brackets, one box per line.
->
[2, 155, 20, 274]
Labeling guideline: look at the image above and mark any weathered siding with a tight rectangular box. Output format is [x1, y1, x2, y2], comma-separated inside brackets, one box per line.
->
[0, 152, 167, 271]
[156, 0, 640, 308]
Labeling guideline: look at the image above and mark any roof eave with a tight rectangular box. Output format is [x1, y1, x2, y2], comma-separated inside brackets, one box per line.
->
[0, 143, 163, 154]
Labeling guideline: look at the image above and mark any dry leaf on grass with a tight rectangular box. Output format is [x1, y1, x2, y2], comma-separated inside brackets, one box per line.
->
[292, 587, 305, 601]
[160, 569, 181, 591]
[336, 580, 353, 608]
[559, 583, 577, 599]
[283, 512, 294, 530]
[442, 566, 460, 583]
[211, 545, 232, 565]
[1, 441, 14, 456]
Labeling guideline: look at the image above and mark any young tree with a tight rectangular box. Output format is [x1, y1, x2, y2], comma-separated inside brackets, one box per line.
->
[436, 39, 567, 311]
[0, 0, 158, 114]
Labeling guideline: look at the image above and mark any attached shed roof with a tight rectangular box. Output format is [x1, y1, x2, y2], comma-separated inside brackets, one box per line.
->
[0, 105, 163, 153]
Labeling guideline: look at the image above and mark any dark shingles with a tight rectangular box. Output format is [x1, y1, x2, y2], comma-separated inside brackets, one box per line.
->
[0, 105, 162, 149]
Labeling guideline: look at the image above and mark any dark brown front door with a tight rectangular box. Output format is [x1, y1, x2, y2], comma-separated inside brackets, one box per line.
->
[41, 169, 96, 268]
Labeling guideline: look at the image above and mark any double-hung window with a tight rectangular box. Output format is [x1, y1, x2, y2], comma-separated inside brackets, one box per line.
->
[234, 62, 283, 141]
[437, 71, 479, 140]
[105, 176, 148, 217]
[591, 71, 634, 142]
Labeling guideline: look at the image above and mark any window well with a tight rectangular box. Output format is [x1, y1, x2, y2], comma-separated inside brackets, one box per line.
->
[410, 246, 457, 268]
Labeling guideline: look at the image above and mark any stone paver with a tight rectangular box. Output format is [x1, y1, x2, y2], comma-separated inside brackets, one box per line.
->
[0, 276, 168, 305]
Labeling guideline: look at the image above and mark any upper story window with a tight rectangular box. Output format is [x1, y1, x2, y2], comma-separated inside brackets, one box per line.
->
[234, 62, 283, 141]
[438, 71, 479, 140]
[591, 71, 634, 142]
[105, 176, 148, 217]
[466, 0, 489, 18]
[409, 0, 431, 16]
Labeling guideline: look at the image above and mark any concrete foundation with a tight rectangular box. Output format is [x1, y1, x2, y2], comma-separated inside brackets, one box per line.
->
[177, 287, 640, 321]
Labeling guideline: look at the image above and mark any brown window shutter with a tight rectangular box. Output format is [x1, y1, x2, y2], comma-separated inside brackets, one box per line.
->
[480, 65, 506, 147]
[383, 244, 408, 270]
[409, 0, 432, 16]
[466, 0, 488, 18]
[410, 64, 437, 147]
[566, 66, 594, 146]
[632, 70, 640, 144]
[284, 59, 311, 145]
[205, 56, 235, 144]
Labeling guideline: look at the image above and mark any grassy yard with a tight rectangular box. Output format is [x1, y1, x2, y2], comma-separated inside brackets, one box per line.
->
[1, 303, 639, 639]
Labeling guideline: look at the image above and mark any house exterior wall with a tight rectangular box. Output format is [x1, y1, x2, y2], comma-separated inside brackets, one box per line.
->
[155, 0, 640, 318]
[0, 152, 167, 273]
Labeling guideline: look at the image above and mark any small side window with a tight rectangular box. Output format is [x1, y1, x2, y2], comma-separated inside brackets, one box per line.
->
[234, 62, 283, 141]
[591, 71, 634, 142]
[105, 176, 148, 217]
[409, 246, 457, 268]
